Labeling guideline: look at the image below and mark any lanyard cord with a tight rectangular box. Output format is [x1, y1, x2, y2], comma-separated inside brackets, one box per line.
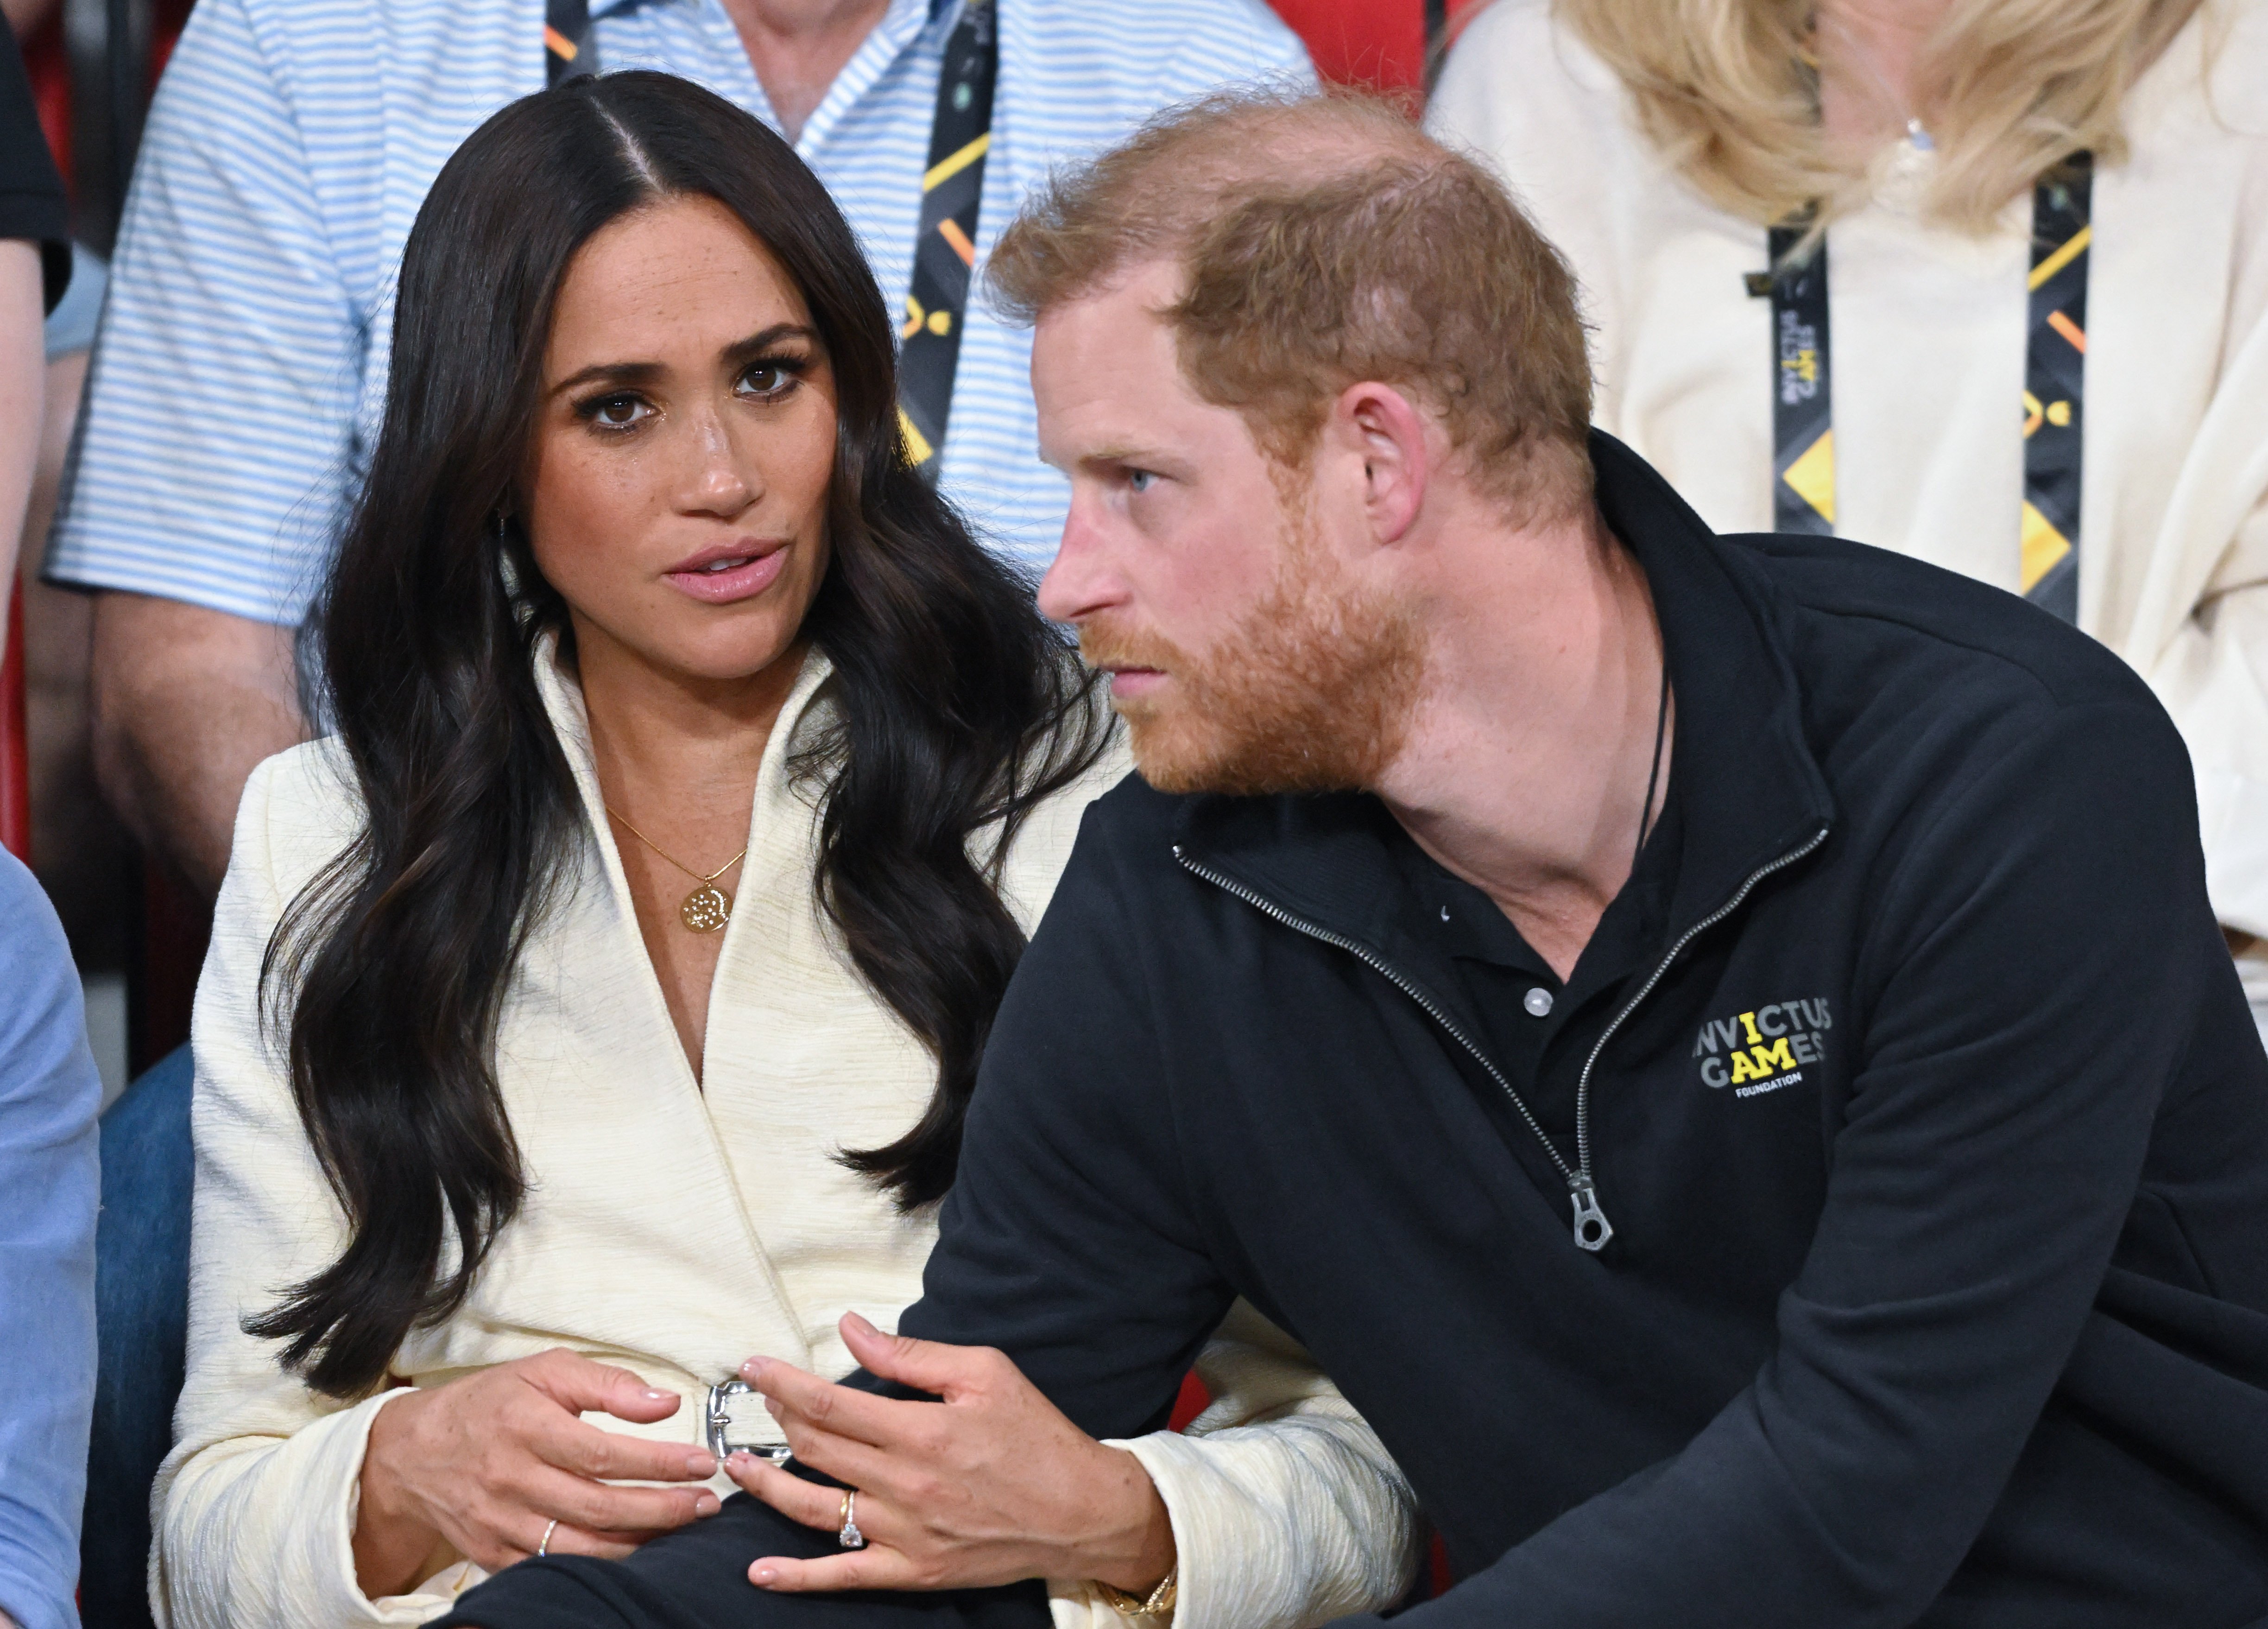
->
[1752, 155, 2094, 622]
[544, 0, 998, 482]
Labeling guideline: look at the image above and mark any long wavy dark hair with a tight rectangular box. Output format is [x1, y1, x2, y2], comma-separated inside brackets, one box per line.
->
[250, 72, 1111, 1399]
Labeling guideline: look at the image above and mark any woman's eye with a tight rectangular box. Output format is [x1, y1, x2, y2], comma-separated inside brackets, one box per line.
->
[1127, 469, 1158, 494]
[738, 361, 802, 402]
[584, 393, 652, 431]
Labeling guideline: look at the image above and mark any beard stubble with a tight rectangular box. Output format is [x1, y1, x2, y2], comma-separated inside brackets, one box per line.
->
[1080, 516, 1426, 797]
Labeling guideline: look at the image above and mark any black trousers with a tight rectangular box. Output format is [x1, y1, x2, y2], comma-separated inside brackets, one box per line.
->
[426, 1495, 1052, 1629]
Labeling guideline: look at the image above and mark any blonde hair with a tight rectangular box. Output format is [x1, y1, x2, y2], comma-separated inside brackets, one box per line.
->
[987, 90, 1596, 522]
[1554, 0, 2208, 234]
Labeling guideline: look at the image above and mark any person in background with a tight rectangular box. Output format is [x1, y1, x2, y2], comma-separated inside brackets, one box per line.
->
[160, 71, 1414, 1629]
[0, 1, 66, 645]
[0, 25, 95, 1629]
[1427, 0, 2268, 1037]
[45, 0, 1314, 909]
[0, 847, 100, 1629]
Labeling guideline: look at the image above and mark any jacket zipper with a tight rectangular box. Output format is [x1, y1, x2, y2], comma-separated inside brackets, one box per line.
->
[1172, 822, 1828, 1254]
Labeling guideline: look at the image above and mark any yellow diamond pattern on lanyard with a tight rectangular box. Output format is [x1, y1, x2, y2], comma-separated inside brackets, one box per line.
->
[897, 2, 998, 481]
[1781, 429, 1836, 527]
[2021, 161, 2091, 621]
[1760, 156, 2091, 604]
[1764, 216, 1834, 535]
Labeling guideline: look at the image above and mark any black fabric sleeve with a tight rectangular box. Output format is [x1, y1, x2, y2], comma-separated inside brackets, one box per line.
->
[887, 802, 1239, 1437]
[1349, 698, 2215, 1629]
[0, 11, 69, 313]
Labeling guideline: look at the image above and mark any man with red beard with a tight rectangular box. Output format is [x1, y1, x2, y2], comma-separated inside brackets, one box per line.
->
[442, 90, 2268, 1629]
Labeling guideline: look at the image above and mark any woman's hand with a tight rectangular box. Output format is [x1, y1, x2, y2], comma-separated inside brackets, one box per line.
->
[354, 1348, 722, 1598]
[727, 1312, 1175, 1595]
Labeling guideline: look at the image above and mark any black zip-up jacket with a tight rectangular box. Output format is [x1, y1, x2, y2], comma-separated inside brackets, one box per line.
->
[894, 434, 2268, 1627]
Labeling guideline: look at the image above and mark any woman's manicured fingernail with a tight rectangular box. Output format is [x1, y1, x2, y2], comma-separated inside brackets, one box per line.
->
[686, 1451, 716, 1476]
[740, 1356, 771, 1377]
[644, 1388, 676, 1401]
[696, 1492, 721, 1515]
[752, 1566, 778, 1586]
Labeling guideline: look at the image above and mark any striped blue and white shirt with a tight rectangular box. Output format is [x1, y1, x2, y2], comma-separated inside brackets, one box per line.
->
[46, 0, 1313, 621]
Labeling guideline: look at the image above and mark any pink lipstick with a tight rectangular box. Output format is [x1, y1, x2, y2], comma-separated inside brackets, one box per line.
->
[663, 539, 790, 605]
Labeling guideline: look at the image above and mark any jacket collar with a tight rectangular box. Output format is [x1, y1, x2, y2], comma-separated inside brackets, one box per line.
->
[1174, 431, 1835, 970]
[531, 629, 839, 875]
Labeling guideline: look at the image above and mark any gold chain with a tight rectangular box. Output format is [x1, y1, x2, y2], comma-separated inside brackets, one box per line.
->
[603, 806, 748, 884]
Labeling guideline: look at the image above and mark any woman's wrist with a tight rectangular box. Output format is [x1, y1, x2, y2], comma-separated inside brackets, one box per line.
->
[1083, 1445, 1178, 1595]
[353, 1388, 447, 1599]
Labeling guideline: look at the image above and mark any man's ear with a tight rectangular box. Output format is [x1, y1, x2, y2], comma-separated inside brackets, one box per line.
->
[1331, 380, 1431, 548]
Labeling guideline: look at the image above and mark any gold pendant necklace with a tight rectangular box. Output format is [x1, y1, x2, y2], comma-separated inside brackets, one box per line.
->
[603, 806, 748, 933]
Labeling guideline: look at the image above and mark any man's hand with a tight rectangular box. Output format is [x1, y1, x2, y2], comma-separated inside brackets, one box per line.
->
[731, 1312, 1175, 1595]
[90, 592, 307, 901]
[354, 1349, 721, 1599]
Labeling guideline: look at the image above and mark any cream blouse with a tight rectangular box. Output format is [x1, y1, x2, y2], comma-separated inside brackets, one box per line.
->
[1431, 0, 2268, 953]
[155, 644, 1418, 1629]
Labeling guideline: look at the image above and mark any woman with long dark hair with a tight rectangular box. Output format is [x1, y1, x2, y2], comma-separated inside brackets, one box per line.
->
[153, 72, 1416, 1629]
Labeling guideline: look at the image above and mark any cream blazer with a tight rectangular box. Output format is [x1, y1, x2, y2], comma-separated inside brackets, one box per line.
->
[156, 645, 1419, 1629]
[1432, 0, 2268, 958]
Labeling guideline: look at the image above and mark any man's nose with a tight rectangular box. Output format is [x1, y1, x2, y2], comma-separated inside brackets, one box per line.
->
[1037, 501, 1114, 625]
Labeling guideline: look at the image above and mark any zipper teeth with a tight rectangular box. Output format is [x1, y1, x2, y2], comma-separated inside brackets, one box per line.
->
[1172, 846, 1578, 1185]
[1572, 823, 1830, 1176]
[1178, 820, 1830, 1202]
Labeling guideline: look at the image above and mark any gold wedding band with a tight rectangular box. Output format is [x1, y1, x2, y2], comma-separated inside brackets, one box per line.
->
[836, 1489, 866, 1550]
[538, 1517, 560, 1558]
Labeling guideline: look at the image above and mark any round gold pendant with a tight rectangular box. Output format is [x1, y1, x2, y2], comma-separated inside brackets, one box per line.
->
[680, 884, 732, 933]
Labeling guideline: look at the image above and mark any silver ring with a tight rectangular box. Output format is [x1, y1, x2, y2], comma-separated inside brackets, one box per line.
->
[538, 1517, 559, 1558]
[836, 1490, 866, 1550]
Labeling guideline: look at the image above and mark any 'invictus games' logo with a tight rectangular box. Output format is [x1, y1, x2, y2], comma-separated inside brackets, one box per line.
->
[1694, 1000, 1832, 1098]
[1777, 310, 1820, 405]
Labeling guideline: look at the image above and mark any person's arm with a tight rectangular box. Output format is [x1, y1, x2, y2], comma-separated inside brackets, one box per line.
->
[0, 238, 39, 633]
[158, 748, 717, 1629]
[158, 746, 444, 1629]
[717, 798, 1296, 1611]
[0, 0, 67, 648]
[735, 795, 1410, 1623]
[44, 0, 367, 898]
[0, 856, 101, 1629]
[1110, 1303, 1422, 1629]
[90, 593, 305, 900]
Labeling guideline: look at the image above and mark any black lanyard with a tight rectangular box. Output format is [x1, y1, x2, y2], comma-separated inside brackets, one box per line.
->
[1753, 156, 2093, 622]
[545, 0, 998, 482]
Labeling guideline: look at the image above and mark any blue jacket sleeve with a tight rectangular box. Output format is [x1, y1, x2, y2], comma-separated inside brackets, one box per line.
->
[0, 852, 102, 1629]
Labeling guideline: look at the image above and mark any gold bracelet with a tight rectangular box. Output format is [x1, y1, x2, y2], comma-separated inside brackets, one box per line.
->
[1093, 1567, 1177, 1618]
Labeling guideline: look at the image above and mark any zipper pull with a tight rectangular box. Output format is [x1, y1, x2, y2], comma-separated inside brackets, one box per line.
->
[1569, 1176, 1613, 1252]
